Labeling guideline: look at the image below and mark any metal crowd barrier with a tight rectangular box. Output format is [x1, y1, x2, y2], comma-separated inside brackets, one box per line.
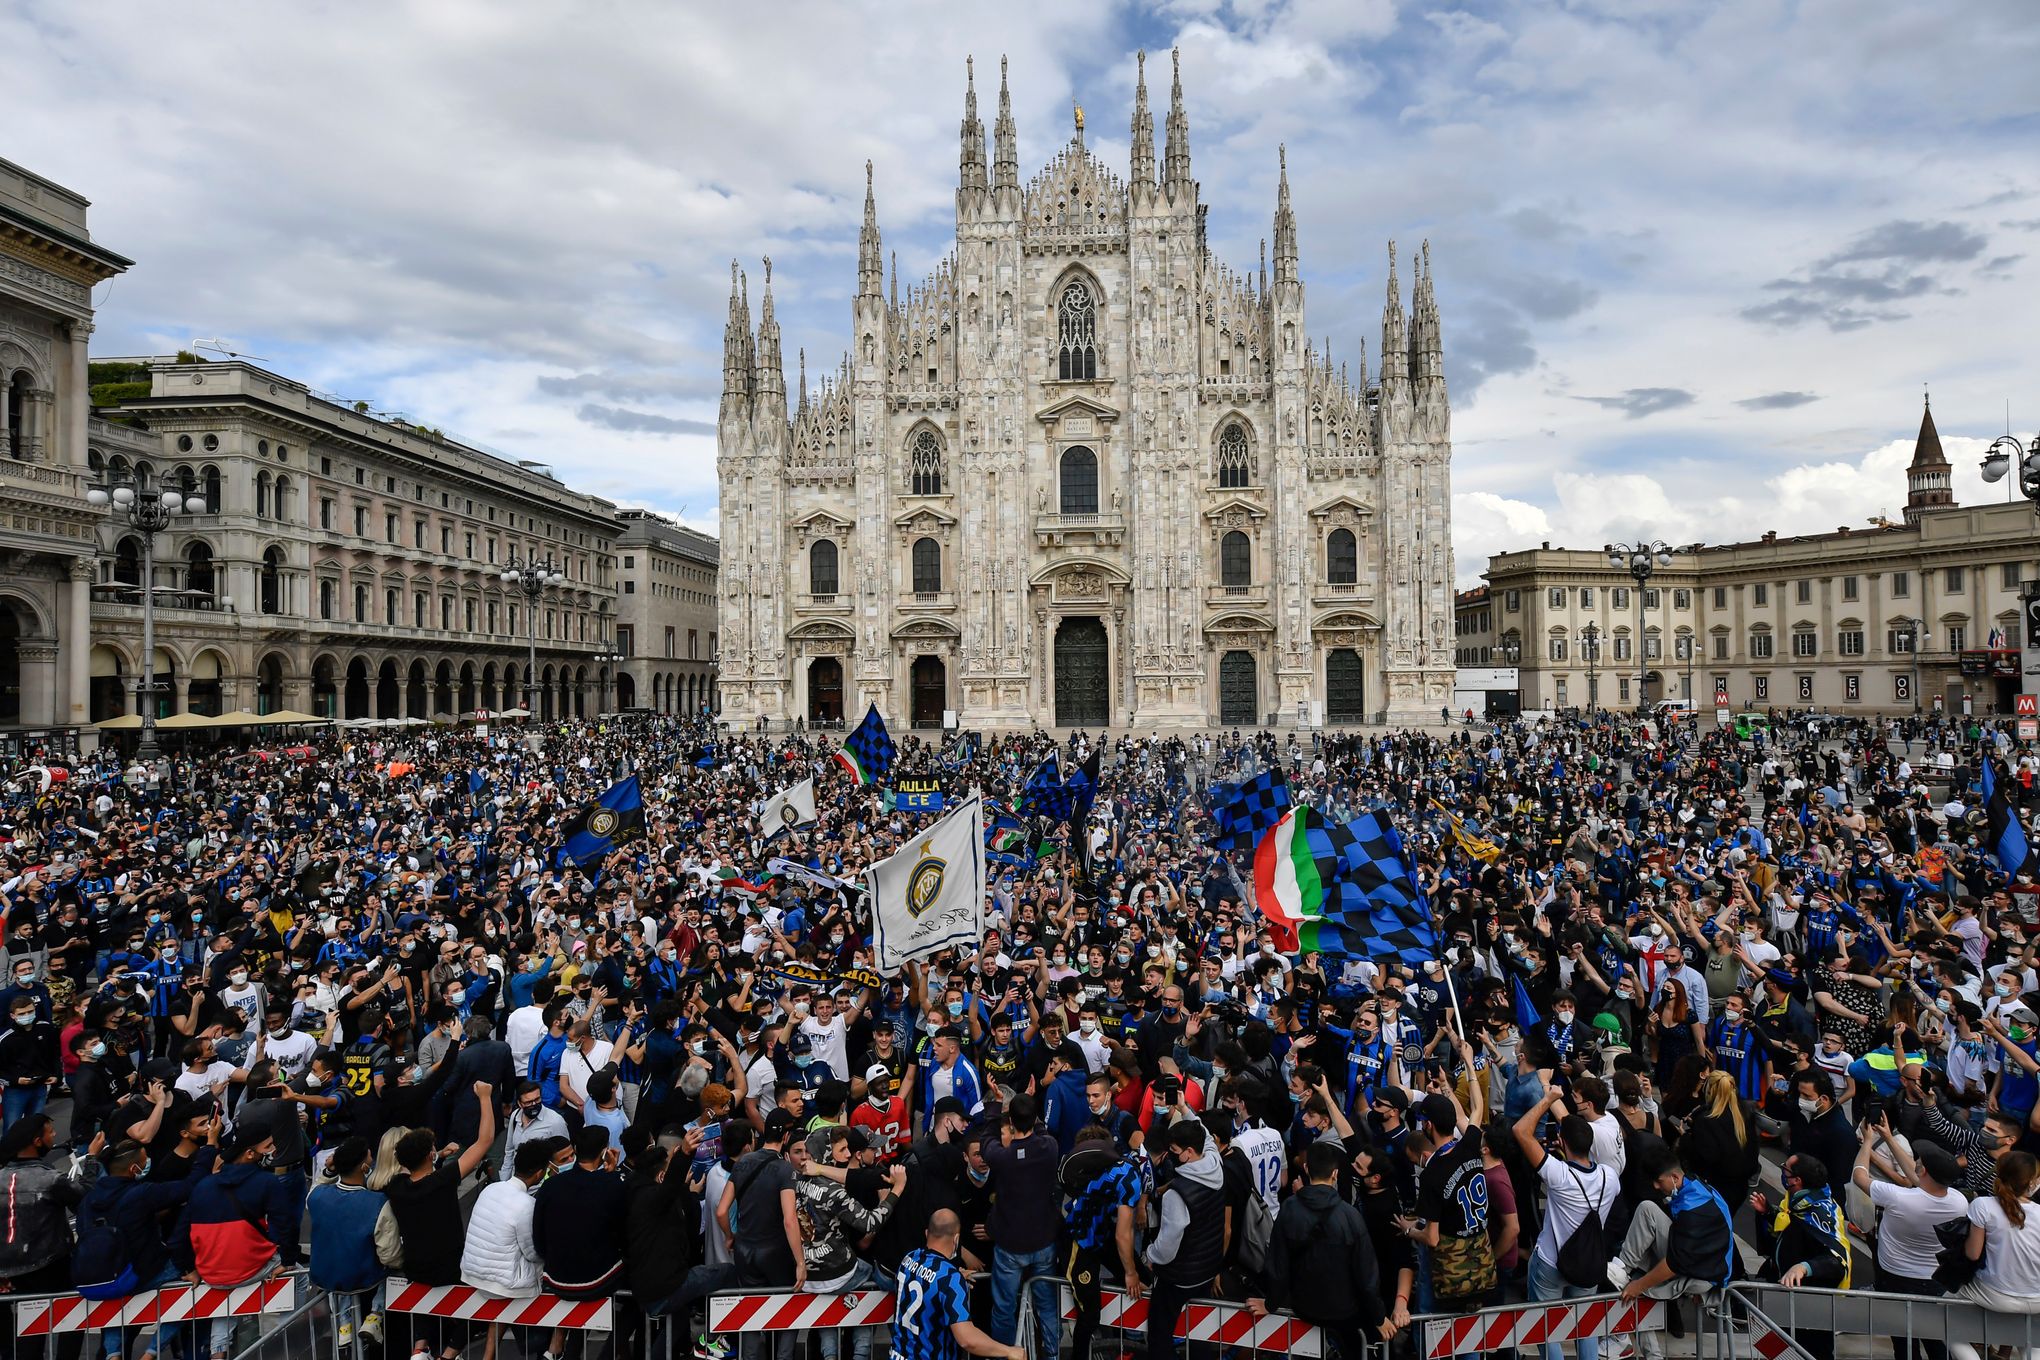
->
[1014, 1279, 1324, 1357]
[1709, 1283, 2040, 1360]
[4, 1269, 312, 1360]
[1421, 1294, 1664, 1360]
[383, 1277, 618, 1332]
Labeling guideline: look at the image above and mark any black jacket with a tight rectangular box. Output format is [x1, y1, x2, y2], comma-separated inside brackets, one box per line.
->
[1264, 1183, 1385, 1329]
[532, 1164, 629, 1290]
[624, 1169, 702, 1306]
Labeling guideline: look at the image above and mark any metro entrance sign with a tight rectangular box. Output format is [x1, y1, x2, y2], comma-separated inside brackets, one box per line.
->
[2018, 695, 2037, 717]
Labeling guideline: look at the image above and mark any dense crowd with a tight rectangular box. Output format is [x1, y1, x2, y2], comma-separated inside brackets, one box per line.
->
[0, 705, 2038, 1360]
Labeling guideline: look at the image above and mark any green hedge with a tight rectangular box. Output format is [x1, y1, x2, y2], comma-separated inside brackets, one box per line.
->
[89, 381, 152, 407]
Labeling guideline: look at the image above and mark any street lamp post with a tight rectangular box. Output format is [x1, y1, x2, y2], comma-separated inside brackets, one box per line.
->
[1980, 431, 2040, 509]
[86, 470, 196, 757]
[501, 548, 565, 717]
[1499, 635, 1521, 716]
[1581, 622, 1601, 711]
[1677, 634, 1694, 704]
[593, 649, 624, 713]
[1607, 540, 1677, 710]
[1897, 618, 1930, 713]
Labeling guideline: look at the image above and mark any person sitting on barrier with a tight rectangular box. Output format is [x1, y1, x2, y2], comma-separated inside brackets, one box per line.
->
[1610, 1148, 1737, 1360]
[381, 1081, 496, 1360]
[889, 1209, 1024, 1360]
[176, 1124, 293, 1360]
[1750, 1153, 1851, 1360]
[1947, 1150, 2040, 1360]
[624, 1130, 707, 1338]
[720, 1108, 804, 1360]
[306, 1137, 390, 1359]
[1348, 1142, 1416, 1337]
[1251, 1138, 1392, 1360]
[1145, 1118, 1228, 1360]
[1060, 1123, 1144, 1360]
[460, 1137, 556, 1360]
[795, 1126, 906, 1360]
[533, 1124, 630, 1299]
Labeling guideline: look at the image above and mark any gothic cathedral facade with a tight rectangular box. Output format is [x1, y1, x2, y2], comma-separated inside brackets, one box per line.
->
[716, 52, 1456, 731]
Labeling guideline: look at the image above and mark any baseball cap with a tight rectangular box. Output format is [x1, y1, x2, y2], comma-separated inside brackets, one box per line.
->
[864, 1063, 893, 1087]
[931, 1096, 970, 1120]
[762, 1109, 798, 1139]
[1374, 1087, 1410, 1112]
[1415, 1093, 1458, 1131]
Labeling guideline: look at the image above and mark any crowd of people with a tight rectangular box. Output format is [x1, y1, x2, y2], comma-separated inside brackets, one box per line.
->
[0, 704, 2036, 1360]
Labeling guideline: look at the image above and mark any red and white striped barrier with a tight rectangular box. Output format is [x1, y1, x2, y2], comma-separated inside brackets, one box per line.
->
[15, 1277, 297, 1337]
[384, 1279, 613, 1330]
[709, 1290, 896, 1333]
[1423, 1298, 1665, 1360]
[1060, 1286, 1324, 1357]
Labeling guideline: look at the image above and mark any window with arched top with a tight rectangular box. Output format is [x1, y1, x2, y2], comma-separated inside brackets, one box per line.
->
[1059, 447, 1099, 516]
[909, 430, 944, 496]
[113, 536, 143, 588]
[912, 537, 941, 593]
[1327, 528, 1357, 584]
[255, 470, 272, 518]
[1217, 423, 1252, 488]
[274, 475, 292, 522]
[201, 466, 221, 513]
[1056, 280, 1097, 380]
[185, 542, 215, 599]
[1221, 531, 1252, 587]
[810, 539, 839, 596]
[260, 546, 284, 615]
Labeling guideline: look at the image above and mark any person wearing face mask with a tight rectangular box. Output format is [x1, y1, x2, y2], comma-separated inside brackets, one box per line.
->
[1787, 1068, 1858, 1191]
[1983, 1003, 2040, 1133]
[0, 993, 63, 1131]
[500, 1078, 570, 1181]
[918, 1027, 984, 1132]
[1540, 989, 1596, 1070]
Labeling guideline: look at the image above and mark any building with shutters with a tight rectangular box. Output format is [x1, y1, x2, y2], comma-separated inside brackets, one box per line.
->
[614, 509, 720, 715]
[1477, 398, 2038, 717]
[714, 51, 1457, 731]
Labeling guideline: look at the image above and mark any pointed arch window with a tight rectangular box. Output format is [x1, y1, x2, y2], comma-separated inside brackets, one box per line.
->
[1217, 422, 1252, 488]
[909, 430, 944, 496]
[912, 537, 942, 593]
[1056, 280, 1097, 380]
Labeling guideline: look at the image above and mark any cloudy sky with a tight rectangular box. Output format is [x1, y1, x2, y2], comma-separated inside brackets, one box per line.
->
[11, 0, 2039, 581]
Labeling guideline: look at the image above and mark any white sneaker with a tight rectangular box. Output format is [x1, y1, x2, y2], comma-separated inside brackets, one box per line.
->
[338, 1321, 354, 1351]
[1606, 1259, 1632, 1289]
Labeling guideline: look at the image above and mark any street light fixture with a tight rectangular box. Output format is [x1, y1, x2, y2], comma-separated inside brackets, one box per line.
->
[86, 470, 197, 756]
[501, 548, 567, 717]
[1607, 540, 1677, 710]
[592, 649, 624, 713]
[1581, 622, 1601, 711]
[1677, 633, 1694, 704]
[1980, 431, 2040, 509]
[1896, 618, 1930, 713]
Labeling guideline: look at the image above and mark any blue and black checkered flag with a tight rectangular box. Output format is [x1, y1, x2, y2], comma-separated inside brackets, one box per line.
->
[1069, 748, 1101, 826]
[834, 706, 896, 786]
[1981, 756, 2031, 878]
[1209, 768, 1291, 852]
[1317, 810, 1438, 966]
[1021, 754, 1076, 821]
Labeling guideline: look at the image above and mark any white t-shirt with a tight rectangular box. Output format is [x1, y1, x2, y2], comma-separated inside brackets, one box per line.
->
[799, 1013, 850, 1081]
[217, 982, 266, 1038]
[560, 1040, 614, 1108]
[263, 1029, 317, 1084]
[1588, 1113, 1627, 1174]
[1971, 1194, 2040, 1296]
[1868, 1181, 1968, 1279]
[1535, 1156, 1618, 1267]
[176, 1060, 238, 1102]
[506, 1005, 547, 1079]
[1233, 1125, 1286, 1220]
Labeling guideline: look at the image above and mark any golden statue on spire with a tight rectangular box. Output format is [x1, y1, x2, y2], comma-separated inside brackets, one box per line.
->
[1073, 100, 1084, 134]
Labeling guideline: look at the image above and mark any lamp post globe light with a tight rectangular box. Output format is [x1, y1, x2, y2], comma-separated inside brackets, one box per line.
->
[1607, 540, 1677, 710]
[86, 470, 198, 757]
[1979, 431, 2040, 509]
[592, 649, 624, 713]
[1896, 618, 1930, 713]
[501, 548, 566, 716]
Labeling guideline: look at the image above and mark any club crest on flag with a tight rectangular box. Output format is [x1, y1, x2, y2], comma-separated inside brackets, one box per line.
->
[907, 845, 948, 918]
[589, 809, 620, 838]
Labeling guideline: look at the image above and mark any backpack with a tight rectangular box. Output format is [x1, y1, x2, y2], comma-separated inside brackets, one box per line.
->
[71, 1184, 139, 1301]
[1234, 1189, 1276, 1276]
[1555, 1162, 1610, 1289]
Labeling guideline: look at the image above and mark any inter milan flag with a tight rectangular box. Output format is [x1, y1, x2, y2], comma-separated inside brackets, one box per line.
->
[1069, 748, 1101, 825]
[835, 706, 896, 786]
[558, 774, 647, 868]
[1021, 755, 1076, 821]
[1981, 756, 2031, 877]
[1209, 768, 1291, 852]
[1254, 807, 1436, 964]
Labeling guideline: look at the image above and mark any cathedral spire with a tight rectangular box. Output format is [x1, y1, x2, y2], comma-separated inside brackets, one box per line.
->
[797, 347, 808, 417]
[889, 249, 899, 315]
[1272, 145, 1298, 284]
[1259, 238, 1267, 297]
[1411, 239, 1443, 383]
[754, 256, 785, 409]
[1380, 241, 1407, 386]
[857, 161, 882, 299]
[959, 56, 988, 196]
[1129, 50, 1155, 187]
[992, 55, 1018, 192]
[1163, 46, 1193, 200]
[722, 259, 749, 412]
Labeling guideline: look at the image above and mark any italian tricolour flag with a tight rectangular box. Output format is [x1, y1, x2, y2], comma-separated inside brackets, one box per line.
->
[1253, 805, 1329, 951]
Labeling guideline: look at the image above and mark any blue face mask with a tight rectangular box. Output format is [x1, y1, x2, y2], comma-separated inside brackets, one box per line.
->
[946, 1001, 964, 1017]
[793, 1054, 813, 1069]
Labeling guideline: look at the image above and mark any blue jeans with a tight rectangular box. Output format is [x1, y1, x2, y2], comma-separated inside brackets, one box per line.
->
[1529, 1252, 1599, 1360]
[990, 1243, 1060, 1358]
[3, 1082, 48, 1130]
[103, 1262, 182, 1359]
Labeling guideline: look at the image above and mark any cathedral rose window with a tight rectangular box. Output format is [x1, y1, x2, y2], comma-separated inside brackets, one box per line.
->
[1057, 281, 1097, 380]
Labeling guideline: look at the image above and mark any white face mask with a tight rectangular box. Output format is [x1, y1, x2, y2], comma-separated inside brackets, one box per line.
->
[230, 972, 249, 987]
[1080, 1020, 1097, 1036]
[1797, 1097, 1820, 1118]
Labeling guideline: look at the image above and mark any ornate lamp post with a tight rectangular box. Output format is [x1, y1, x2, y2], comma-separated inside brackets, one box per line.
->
[592, 649, 624, 713]
[1607, 540, 1676, 710]
[501, 548, 565, 716]
[1896, 618, 1930, 714]
[1980, 431, 2040, 509]
[1581, 622, 1601, 711]
[1677, 633, 1695, 704]
[86, 469, 196, 757]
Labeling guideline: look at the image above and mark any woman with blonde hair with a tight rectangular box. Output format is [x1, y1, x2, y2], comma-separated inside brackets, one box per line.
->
[366, 1125, 410, 1192]
[1677, 1070, 1761, 1203]
[1950, 1151, 2040, 1360]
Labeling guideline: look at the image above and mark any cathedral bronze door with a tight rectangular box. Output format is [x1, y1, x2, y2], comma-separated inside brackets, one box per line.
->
[1219, 650, 1257, 726]
[911, 656, 946, 728]
[807, 657, 843, 725]
[1326, 648, 1364, 723]
[1053, 617, 1108, 727]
